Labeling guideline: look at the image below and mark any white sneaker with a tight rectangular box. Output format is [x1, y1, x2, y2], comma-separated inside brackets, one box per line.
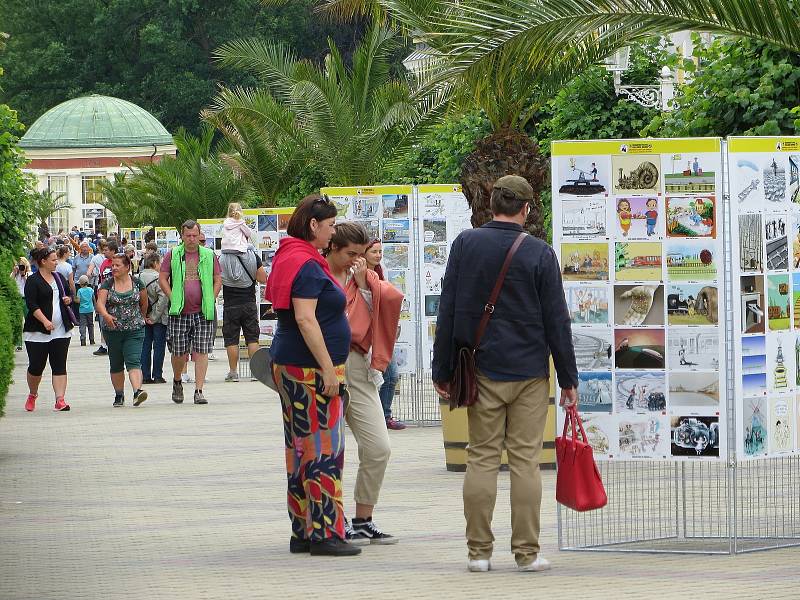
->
[518, 556, 551, 572]
[209, 353, 217, 361]
[181, 373, 194, 383]
[467, 559, 491, 572]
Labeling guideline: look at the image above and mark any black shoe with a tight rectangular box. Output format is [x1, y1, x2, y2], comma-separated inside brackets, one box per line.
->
[93, 346, 108, 356]
[113, 394, 124, 407]
[142, 378, 154, 385]
[309, 537, 362, 557]
[133, 389, 148, 407]
[80, 340, 86, 347]
[351, 518, 398, 545]
[172, 380, 184, 404]
[153, 377, 167, 384]
[289, 537, 310, 554]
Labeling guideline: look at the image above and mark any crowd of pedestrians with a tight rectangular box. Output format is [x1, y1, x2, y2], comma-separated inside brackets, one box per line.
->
[9, 185, 578, 572]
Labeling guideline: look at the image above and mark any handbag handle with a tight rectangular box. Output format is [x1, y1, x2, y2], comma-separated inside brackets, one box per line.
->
[563, 405, 589, 450]
[472, 232, 527, 350]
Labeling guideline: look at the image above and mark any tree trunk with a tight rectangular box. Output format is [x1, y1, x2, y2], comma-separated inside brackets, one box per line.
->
[459, 128, 548, 240]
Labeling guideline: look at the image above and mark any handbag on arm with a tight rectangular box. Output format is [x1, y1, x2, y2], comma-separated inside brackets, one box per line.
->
[447, 232, 527, 411]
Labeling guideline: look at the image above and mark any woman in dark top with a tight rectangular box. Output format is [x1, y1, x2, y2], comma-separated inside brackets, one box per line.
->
[265, 194, 360, 557]
[23, 247, 76, 412]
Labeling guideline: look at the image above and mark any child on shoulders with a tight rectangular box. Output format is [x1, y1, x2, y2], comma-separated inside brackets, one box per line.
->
[221, 202, 252, 254]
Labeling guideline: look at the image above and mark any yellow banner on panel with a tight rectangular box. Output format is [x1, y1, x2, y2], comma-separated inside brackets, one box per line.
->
[197, 218, 222, 225]
[321, 185, 412, 196]
[417, 184, 462, 193]
[552, 138, 721, 156]
[728, 136, 800, 153]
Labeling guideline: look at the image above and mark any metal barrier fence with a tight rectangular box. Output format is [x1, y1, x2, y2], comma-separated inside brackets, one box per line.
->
[558, 457, 800, 554]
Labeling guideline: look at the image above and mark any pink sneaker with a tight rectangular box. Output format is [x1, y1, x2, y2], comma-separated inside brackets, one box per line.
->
[25, 394, 37, 412]
[53, 397, 70, 412]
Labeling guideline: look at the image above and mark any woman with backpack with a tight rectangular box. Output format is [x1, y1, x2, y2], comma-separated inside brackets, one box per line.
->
[139, 252, 169, 384]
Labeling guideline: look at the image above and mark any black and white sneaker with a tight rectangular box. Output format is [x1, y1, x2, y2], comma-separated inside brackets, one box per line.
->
[351, 518, 398, 545]
[113, 393, 124, 407]
[345, 518, 370, 546]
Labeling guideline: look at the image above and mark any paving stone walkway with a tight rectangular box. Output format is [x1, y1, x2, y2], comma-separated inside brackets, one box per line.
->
[2, 339, 799, 599]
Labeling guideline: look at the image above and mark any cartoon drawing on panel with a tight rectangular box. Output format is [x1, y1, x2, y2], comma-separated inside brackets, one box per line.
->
[613, 284, 664, 326]
[765, 215, 789, 271]
[612, 154, 660, 195]
[742, 335, 767, 396]
[664, 154, 716, 194]
[383, 219, 410, 243]
[743, 398, 767, 456]
[665, 240, 716, 281]
[665, 196, 715, 238]
[666, 283, 719, 325]
[556, 156, 609, 195]
[615, 371, 666, 412]
[382, 194, 409, 218]
[668, 329, 720, 370]
[565, 285, 610, 325]
[572, 329, 612, 370]
[577, 372, 613, 413]
[383, 244, 409, 270]
[562, 199, 607, 238]
[423, 219, 447, 243]
[352, 195, 380, 219]
[580, 414, 615, 457]
[763, 156, 787, 203]
[738, 214, 763, 272]
[671, 416, 720, 457]
[740, 276, 765, 334]
[669, 372, 720, 409]
[735, 159, 762, 207]
[561, 243, 610, 281]
[614, 328, 665, 369]
[770, 397, 794, 453]
[767, 274, 791, 330]
[790, 155, 800, 204]
[618, 417, 667, 458]
[614, 242, 662, 281]
[767, 333, 795, 393]
[794, 273, 800, 327]
[614, 197, 661, 239]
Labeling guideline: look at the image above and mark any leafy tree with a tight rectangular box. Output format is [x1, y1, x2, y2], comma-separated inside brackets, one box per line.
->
[644, 36, 800, 137]
[99, 128, 257, 229]
[211, 26, 446, 187]
[28, 189, 72, 241]
[0, 0, 367, 133]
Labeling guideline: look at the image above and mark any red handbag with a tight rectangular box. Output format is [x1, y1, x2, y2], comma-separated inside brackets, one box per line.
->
[555, 406, 608, 512]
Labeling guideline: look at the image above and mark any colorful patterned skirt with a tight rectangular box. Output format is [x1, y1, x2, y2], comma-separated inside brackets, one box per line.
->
[272, 363, 347, 542]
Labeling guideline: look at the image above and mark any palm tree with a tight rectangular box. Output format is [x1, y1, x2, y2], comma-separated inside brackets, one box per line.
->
[99, 128, 256, 231]
[210, 25, 447, 187]
[28, 189, 72, 241]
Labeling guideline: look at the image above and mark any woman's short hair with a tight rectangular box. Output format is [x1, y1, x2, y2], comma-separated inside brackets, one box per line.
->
[31, 247, 55, 266]
[286, 194, 338, 241]
[125, 244, 136, 254]
[142, 253, 161, 270]
[112, 253, 132, 269]
[144, 241, 158, 253]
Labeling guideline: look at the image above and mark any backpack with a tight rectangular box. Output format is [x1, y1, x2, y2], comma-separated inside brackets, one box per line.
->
[145, 278, 160, 316]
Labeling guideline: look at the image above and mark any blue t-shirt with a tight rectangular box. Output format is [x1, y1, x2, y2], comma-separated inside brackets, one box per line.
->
[77, 286, 95, 314]
[270, 261, 350, 368]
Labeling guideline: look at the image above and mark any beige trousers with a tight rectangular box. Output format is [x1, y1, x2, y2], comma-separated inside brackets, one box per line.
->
[463, 373, 549, 566]
[345, 351, 391, 506]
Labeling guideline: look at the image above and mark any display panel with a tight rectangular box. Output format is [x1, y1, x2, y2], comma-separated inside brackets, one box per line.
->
[552, 138, 726, 460]
[730, 137, 800, 459]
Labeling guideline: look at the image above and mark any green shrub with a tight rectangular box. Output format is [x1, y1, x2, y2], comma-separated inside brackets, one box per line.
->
[0, 253, 23, 416]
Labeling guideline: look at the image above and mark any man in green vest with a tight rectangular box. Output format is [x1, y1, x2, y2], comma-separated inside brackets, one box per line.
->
[159, 220, 222, 405]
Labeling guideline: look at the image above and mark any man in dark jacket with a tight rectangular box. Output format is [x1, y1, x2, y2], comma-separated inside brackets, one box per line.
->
[432, 175, 578, 574]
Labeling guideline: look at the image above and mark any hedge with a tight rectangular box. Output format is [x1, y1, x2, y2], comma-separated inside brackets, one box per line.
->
[0, 253, 23, 417]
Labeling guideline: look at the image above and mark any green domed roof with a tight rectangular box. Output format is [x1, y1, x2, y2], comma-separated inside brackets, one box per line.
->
[20, 95, 173, 149]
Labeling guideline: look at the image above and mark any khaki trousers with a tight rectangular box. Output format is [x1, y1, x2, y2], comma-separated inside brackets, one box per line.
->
[345, 351, 392, 506]
[463, 373, 549, 566]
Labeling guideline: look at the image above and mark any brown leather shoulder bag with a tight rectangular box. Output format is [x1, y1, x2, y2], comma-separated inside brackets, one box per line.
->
[447, 232, 527, 410]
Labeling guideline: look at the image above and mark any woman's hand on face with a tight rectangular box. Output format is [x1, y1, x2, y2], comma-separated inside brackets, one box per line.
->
[103, 314, 117, 329]
[321, 366, 340, 397]
[352, 257, 368, 288]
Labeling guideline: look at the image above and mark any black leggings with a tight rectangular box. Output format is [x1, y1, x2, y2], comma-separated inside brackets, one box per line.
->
[26, 338, 71, 377]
